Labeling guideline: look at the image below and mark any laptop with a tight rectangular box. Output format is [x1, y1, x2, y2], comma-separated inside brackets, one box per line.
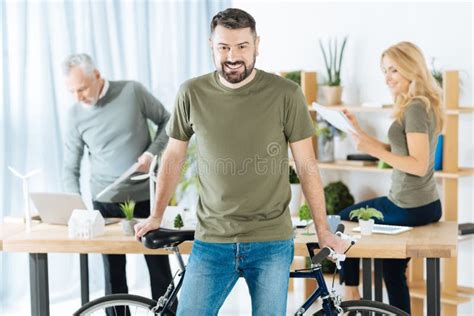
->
[29, 192, 90, 225]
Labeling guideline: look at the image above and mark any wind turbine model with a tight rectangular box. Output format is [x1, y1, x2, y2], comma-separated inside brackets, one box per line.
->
[131, 155, 158, 212]
[8, 166, 42, 231]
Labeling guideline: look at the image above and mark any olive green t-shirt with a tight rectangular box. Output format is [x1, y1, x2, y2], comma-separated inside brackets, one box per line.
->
[166, 70, 315, 242]
[388, 100, 439, 208]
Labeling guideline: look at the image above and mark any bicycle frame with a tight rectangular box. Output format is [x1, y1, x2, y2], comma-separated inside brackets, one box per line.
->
[153, 246, 187, 315]
[290, 266, 336, 316]
[155, 241, 342, 316]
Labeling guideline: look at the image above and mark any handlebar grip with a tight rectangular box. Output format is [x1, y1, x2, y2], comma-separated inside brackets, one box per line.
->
[311, 247, 332, 265]
[336, 223, 345, 234]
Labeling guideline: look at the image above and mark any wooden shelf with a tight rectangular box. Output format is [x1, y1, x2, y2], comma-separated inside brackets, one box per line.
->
[309, 106, 474, 115]
[445, 107, 474, 115]
[309, 106, 393, 113]
[317, 162, 474, 179]
[409, 281, 471, 305]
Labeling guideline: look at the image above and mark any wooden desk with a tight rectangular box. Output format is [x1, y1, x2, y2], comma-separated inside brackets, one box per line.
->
[0, 222, 26, 251]
[3, 220, 457, 316]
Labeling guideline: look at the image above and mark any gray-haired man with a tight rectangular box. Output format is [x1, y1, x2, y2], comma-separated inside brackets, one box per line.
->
[62, 54, 175, 314]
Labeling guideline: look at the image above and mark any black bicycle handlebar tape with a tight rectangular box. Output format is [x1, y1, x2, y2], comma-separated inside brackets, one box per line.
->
[311, 247, 332, 265]
[336, 223, 345, 234]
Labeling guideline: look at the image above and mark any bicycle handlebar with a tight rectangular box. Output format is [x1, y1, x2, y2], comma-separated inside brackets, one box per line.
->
[309, 224, 358, 269]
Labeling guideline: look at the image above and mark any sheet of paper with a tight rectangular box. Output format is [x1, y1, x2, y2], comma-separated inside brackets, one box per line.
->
[311, 102, 356, 133]
[96, 162, 141, 200]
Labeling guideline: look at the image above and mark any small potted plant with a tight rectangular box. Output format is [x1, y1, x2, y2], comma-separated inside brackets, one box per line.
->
[315, 119, 345, 162]
[119, 199, 136, 236]
[298, 204, 314, 235]
[319, 36, 348, 105]
[349, 206, 384, 235]
[174, 214, 184, 229]
[289, 165, 302, 216]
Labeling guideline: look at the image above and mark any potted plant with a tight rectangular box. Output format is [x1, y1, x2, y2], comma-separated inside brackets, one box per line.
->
[319, 36, 348, 105]
[174, 214, 184, 229]
[284, 71, 301, 85]
[298, 204, 314, 235]
[119, 199, 136, 236]
[315, 119, 345, 162]
[289, 165, 302, 216]
[349, 206, 384, 235]
[324, 181, 354, 215]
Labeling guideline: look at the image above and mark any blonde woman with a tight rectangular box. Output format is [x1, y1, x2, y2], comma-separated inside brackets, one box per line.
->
[338, 42, 443, 314]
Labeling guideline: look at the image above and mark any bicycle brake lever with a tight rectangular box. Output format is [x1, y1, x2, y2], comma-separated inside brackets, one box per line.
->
[328, 252, 346, 270]
[336, 231, 359, 245]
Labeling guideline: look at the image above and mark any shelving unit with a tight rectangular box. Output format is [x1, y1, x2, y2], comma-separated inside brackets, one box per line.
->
[299, 70, 472, 315]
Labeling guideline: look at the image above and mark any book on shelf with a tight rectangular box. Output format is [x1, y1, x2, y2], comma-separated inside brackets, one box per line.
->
[458, 223, 474, 236]
[434, 134, 443, 171]
[334, 160, 377, 166]
[346, 154, 378, 162]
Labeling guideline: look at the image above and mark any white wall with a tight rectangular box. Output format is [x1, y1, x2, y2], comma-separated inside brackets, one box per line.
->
[234, 0, 473, 313]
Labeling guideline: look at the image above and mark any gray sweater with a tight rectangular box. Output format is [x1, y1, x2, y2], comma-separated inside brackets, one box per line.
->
[63, 81, 170, 203]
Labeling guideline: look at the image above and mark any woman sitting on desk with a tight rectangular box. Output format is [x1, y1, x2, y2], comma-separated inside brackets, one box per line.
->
[339, 41, 443, 314]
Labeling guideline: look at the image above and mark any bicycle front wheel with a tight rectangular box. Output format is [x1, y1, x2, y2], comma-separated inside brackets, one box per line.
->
[73, 294, 158, 316]
[313, 299, 409, 315]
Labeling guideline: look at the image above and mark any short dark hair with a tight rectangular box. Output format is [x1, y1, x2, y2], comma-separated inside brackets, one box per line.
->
[211, 8, 256, 37]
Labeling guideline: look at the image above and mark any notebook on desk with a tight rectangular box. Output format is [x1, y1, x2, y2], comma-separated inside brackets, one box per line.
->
[352, 224, 412, 235]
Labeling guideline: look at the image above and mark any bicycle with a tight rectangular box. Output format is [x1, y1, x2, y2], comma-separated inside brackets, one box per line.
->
[73, 224, 408, 315]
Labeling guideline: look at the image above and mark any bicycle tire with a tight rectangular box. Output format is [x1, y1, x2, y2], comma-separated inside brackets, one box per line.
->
[73, 294, 158, 316]
[313, 299, 409, 315]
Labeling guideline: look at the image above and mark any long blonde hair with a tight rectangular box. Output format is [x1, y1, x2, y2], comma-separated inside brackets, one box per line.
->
[381, 42, 443, 133]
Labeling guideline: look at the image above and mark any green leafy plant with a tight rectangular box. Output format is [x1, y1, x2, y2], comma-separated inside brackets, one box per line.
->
[324, 181, 354, 215]
[298, 204, 312, 221]
[315, 120, 345, 141]
[174, 214, 184, 229]
[349, 206, 384, 221]
[175, 140, 199, 204]
[289, 165, 300, 184]
[431, 58, 443, 88]
[319, 36, 348, 86]
[298, 204, 313, 235]
[119, 199, 136, 221]
[284, 71, 301, 86]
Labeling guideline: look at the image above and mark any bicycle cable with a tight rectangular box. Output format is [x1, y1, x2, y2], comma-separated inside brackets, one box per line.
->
[331, 242, 355, 289]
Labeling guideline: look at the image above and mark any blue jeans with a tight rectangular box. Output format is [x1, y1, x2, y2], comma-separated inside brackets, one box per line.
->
[177, 238, 294, 316]
[338, 197, 442, 314]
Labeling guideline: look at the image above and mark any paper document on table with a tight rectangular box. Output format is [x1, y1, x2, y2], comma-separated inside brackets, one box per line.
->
[311, 102, 356, 133]
[96, 163, 141, 200]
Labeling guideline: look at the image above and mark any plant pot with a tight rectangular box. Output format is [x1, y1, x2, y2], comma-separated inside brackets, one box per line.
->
[359, 219, 374, 235]
[322, 86, 343, 105]
[121, 219, 137, 236]
[317, 136, 335, 162]
[289, 184, 302, 216]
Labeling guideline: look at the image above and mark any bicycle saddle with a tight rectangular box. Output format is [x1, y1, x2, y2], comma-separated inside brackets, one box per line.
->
[142, 227, 195, 249]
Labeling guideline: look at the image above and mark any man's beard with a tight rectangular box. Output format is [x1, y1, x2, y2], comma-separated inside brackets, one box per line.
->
[218, 55, 256, 84]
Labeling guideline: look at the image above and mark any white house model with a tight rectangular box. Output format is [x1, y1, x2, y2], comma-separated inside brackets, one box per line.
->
[68, 209, 105, 239]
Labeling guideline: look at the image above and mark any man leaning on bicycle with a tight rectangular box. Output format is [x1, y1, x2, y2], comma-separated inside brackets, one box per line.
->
[135, 8, 347, 316]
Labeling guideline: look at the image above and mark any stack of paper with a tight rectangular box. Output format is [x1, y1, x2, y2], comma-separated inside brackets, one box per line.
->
[311, 102, 356, 133]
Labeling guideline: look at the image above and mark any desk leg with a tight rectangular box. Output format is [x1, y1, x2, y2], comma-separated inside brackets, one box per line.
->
[362, 258, 372, 300]
[426, 258, 441, 316]
[29, 253, 49, 316]
[374, 259, 383, 302]
[80, 254, 89, 305]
